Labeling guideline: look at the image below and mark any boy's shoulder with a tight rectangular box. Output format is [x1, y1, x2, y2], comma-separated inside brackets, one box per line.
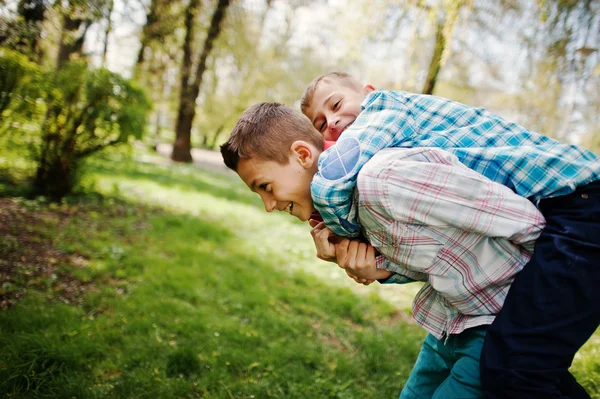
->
[359, 89, 425, 116]
[358, 148, 457, 179]
[361, 89, 406, 107]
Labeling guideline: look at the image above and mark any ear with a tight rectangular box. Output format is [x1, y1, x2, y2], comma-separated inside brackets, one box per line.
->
[363, 84, 375, 94]
[290, 140, 317, 169]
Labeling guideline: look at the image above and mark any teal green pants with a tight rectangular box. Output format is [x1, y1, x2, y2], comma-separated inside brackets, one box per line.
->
[400, 326, 487, 399]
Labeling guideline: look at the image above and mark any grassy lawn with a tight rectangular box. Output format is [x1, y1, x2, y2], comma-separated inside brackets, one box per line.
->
[1, 149, 599, 398]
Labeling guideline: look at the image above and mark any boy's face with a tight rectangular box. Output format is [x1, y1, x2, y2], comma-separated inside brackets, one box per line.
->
[236, 141, 320, 222]
[304, 79, 375, 141]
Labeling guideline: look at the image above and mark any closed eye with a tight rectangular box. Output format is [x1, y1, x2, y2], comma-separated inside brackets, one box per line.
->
[318, 120, 326, 132]
[259, 183, 271, 192]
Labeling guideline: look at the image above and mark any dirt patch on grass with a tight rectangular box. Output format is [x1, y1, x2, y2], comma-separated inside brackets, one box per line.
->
[0, 198, 98, 309]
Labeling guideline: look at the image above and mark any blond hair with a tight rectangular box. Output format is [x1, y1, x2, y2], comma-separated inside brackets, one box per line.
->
[221, 102, 324, 171]
[300, 72, 362, 115]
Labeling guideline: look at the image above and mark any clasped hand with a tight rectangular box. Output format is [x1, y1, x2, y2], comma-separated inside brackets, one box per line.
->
[309, 220, 391, 285]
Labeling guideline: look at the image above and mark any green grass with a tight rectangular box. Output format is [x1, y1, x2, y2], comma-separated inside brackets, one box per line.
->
[0, 149, 599, 398]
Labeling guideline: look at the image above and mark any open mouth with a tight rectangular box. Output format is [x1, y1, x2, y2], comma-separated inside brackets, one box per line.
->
[283, 202, 294, 214]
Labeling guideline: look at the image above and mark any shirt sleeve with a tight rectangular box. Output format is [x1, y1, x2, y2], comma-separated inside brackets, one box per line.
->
[357, 148, 546, 266]
[376, 255, 429, 284]
[311, 91, 417, 238]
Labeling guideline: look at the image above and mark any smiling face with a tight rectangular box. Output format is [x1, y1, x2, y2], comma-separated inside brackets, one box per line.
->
[236, 141, 320, 222]
[304, 79, 375, 141]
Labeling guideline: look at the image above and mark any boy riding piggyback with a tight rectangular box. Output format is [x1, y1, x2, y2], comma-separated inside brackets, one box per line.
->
[300, 72, 600, 399]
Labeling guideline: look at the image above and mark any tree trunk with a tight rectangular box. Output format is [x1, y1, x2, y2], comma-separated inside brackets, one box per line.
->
[34, 113, 77, 201]
[56, 10, 91, 69]
[422, 17, 446, 95]
[102, 0, 114, 67]
[136, 0, 160, 67]
[33, 156, 76, 201]
[171, 0, 200, 162]
[208, 124, 225, 150]
[171, 0, 231, 162]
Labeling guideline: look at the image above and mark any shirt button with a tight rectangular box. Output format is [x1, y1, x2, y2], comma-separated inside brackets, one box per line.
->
[581, 193, 589, 199]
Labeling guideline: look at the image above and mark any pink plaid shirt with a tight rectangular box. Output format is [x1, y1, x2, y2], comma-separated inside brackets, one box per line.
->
[356, 148, 546, 339]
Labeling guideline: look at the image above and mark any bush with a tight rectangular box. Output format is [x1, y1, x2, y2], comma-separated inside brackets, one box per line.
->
[0, 51, 152, 200]
[33, 63, 151, 200]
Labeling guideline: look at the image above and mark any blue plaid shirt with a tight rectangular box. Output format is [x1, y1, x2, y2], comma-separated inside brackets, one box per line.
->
[311, 90, 600, 237]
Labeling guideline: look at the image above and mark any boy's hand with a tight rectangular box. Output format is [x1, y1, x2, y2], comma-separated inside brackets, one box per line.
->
[309, 220, 375, 285]
[336, 239, 392, 280]
[345, 270, 376, 286]
[309, 220, 340, 263]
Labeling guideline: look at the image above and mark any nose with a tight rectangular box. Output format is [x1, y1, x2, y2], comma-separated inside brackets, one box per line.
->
[328, 119, 341, 134]
[261, 193, 276, 213]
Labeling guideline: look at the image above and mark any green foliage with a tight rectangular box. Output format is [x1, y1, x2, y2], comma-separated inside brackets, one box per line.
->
[37, 63, 151, 152]
[0, 15, 43, 60]
[0, 48, 41, 120]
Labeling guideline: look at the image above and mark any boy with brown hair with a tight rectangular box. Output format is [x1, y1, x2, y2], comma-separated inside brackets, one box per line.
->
[300, 72, 600, 399]
[221, 102, 545, 398]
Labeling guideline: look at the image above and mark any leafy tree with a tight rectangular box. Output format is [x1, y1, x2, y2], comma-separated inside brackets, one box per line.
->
[12, 62, 151, 200]
[510, 0, 599, 140]
[132, 0, 181, 150]
[421, 0, 474, 95]
[101, 0, 114, 66]
[193, 0, 331, 150]
[135, 0, 179, 67]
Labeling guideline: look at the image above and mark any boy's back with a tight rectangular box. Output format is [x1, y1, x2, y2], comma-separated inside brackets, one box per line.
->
[356, 147, 544, 338]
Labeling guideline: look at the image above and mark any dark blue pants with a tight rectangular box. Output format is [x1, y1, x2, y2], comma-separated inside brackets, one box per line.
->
[480, 180, 600, 399]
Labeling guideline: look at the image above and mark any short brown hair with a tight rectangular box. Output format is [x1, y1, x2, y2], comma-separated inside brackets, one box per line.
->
[300, 72, 362, 115]
[221, 102, 324, 171]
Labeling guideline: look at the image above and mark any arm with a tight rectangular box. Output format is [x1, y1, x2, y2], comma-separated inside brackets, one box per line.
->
[309, 220, 423, 285]
[311, 91, 418, 238]
[309, 220, 378, 285]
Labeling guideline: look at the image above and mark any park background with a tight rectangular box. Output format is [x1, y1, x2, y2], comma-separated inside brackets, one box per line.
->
[0, 0, 599, 397]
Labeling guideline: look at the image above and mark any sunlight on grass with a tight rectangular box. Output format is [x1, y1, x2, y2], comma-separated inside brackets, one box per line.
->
[92, 161, 422, 312]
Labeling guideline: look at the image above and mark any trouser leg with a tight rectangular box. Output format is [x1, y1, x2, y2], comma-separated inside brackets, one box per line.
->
[480, 181, 600, 399]
[400, 334, 452, 399]
[433, 327, 487, 399]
